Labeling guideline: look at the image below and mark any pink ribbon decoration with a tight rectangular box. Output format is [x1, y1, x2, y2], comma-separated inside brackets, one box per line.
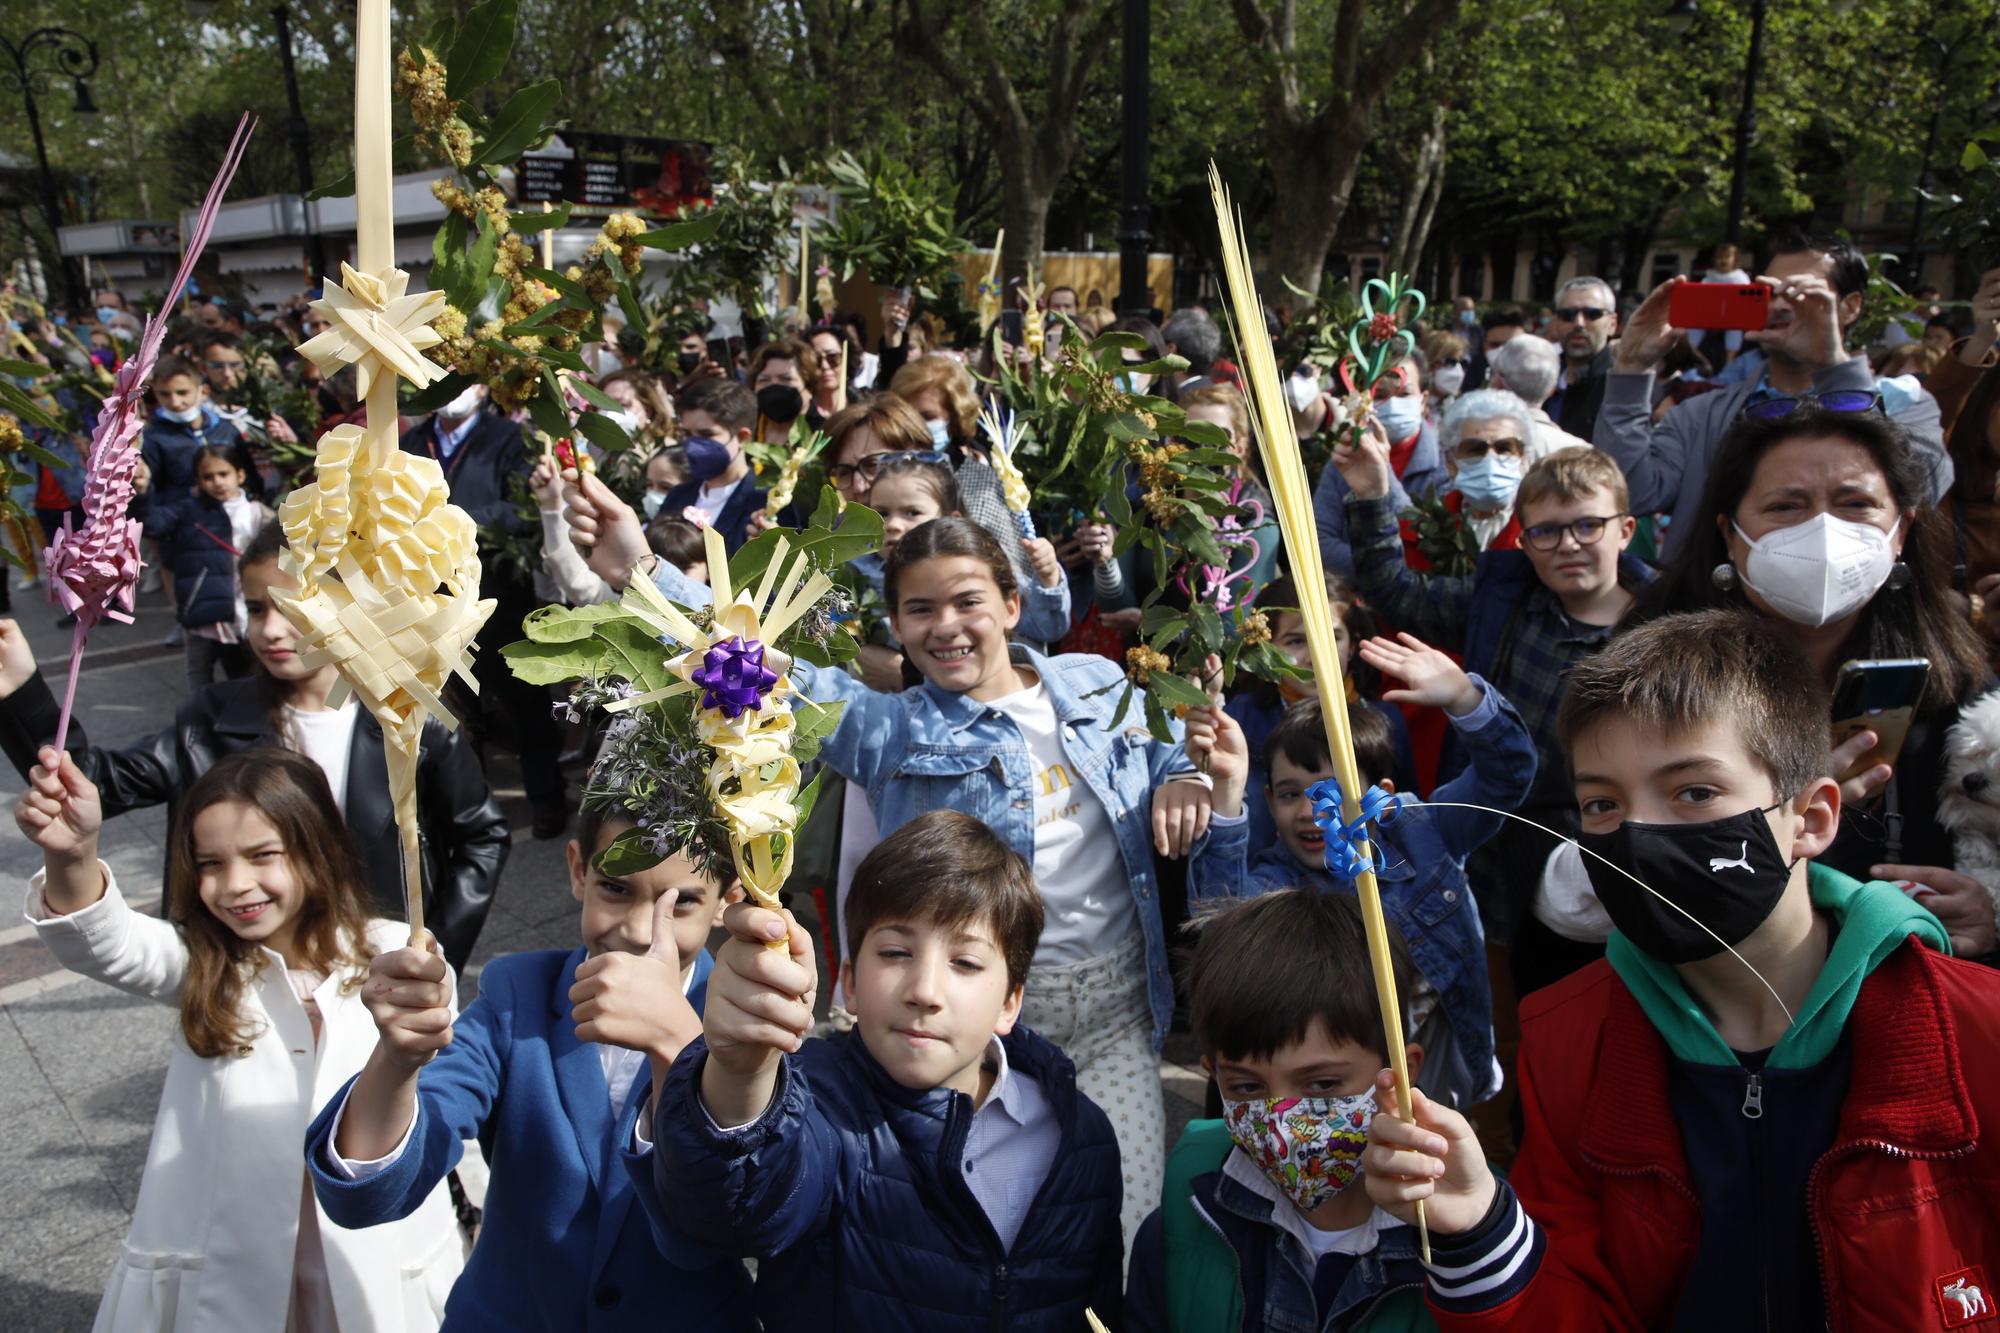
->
[43, 114, 256, 752]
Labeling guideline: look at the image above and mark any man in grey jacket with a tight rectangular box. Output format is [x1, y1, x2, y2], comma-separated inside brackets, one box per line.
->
[1595, 233, 1951, 560]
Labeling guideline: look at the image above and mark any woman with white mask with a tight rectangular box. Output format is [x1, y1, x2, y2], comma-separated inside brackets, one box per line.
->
[1627, 406, 1999, 957]
[1311, 348, 1448, 579]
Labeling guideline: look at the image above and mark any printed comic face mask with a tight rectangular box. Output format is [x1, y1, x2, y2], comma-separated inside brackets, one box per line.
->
[1221, 1090, 1376, 1212]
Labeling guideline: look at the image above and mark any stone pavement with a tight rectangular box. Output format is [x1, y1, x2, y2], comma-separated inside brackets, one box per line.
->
[0, 578, 1205, 1328]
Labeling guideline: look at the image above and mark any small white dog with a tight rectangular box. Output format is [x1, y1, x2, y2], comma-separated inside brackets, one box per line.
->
[1937, 688, 2000, 927]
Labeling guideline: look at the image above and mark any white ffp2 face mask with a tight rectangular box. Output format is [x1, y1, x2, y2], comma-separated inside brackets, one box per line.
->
[1733, 513, 1900, 628]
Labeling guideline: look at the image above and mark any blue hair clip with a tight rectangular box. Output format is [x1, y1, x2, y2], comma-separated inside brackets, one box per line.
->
[1305, 776, 1400, 883]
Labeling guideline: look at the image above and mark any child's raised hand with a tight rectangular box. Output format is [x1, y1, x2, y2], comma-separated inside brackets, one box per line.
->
[1360, 1068, 1497, 1235]
[570, 890, 702, 1063]
[704, 902, 817, 1076]
[1360, 632, 1481, 717]
[1152, 780, 1213, 860]
[361, 936, 455, 1073]
[1022, 536, 1064, 589]
[529, 457, 564, 512]
[15, 747, 101, 860]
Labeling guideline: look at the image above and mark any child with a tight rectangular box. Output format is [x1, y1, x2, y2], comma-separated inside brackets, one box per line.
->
[645, 513, 707, 582]
[654, 377, 767, 553]
[1125, 890, 1429, 1333]
[1190, 634, 1537, 1109]
[789, 516, 1212, 1253]
[139, 353, 245, 529]
[1361, 609, 2000, 1329]
[1226, 573, 1416, 849]
[0, 522, 510, 969]
[17, 748, 463, 1330]
[304, 805, 754, 1331]
[145, 443, 272, 689]
[640, 446, 684, 522]
[651, 810, 1124, 1330]
[1339, 442, 1652, 992]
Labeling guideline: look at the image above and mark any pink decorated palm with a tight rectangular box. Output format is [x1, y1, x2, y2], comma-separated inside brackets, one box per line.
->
[44, 115, 256, 751]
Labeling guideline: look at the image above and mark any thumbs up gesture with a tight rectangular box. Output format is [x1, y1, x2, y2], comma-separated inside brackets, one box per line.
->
[569, 890, 703, 1065]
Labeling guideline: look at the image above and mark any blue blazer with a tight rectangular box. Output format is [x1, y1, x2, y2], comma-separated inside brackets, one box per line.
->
[661, 475, 768, 554]
[305, 946, 753, 1332]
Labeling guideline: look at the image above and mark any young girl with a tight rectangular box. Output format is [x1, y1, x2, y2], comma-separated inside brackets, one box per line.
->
[17, 747, 463, 1330]
[796, 515, 1212, 1256]
[145, 443, 272, 689]
[0, 522, 509, 969]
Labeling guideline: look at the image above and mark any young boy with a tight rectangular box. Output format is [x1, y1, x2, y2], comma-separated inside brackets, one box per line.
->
[1362, 610, 2000, 1329]
[657, 377, 767, 553]
[650, 809, 1125, 1331]
[1125, 889, 1429, 1332]
[1191, 635, 1536, 1109]
[305, 808, 753, 1330]
[140, 353, 245, 529]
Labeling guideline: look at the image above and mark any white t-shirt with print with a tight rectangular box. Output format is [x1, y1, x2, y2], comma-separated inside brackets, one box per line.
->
[987, 682, 1137, 965]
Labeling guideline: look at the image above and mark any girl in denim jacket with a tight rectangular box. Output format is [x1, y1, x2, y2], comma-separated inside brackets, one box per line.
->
[794, 516, 1213, 1256]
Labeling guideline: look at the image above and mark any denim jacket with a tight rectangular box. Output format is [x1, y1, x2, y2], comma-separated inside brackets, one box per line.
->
[1189, 678, 1536, 1102]
[795, 645, 1196, 1045]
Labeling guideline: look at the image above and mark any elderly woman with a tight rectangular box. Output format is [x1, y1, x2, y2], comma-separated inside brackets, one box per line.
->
[1629, 406, 1998, 958]
[1435, 388, 1541, 552]
[1485, 334, 1595, 455]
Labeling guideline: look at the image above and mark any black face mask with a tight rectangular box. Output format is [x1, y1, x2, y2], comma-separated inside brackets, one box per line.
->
[756, 383, 805, 424]
[676, 349, 704, 375]
[1576, 801, 1795, 964]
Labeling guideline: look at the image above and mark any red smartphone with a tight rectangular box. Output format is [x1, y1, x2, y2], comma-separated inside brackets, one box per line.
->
[1669, 282, 1770, 331]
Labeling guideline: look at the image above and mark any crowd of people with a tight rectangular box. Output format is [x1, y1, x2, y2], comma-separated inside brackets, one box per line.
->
[3, 237, 2000, 1331]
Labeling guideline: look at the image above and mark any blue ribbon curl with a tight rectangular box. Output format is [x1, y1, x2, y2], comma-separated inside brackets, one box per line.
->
[1305, 776, 1400, 883]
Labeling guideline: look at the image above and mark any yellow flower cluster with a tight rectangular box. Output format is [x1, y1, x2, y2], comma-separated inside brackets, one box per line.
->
[396, 50, 472, 168]
[0, 415, 23, 455]
[1239, 609, 1272, 646]
[1125, 644, 1171, 685]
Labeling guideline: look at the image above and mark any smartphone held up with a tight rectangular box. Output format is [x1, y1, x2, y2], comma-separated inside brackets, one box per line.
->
[1668, 282, 1771, 332]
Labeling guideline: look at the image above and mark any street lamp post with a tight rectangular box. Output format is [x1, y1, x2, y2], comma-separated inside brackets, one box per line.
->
[1664, 0, 1768, 245]
[0, 25, 100, 311]
[272, 5, 327, 281]
[1116, 0, 1151, 316]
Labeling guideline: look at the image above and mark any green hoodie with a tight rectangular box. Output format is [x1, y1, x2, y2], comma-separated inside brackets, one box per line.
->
[1607, 862, 1950, 1070]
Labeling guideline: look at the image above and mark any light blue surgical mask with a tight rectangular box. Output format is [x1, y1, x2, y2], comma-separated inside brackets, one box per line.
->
[1372, 393, 1425, 444]
[926, 417, 951, 450]
[1453, 453, 1523, 509]
[96, 306, 121, 326]
[158, 403, 204, 426]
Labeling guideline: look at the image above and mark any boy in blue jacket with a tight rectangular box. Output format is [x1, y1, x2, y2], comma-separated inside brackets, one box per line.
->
[304, 808, 753, 1331]
[139, 354, 245, 528]
[652, 809, 1125, 1332]
[1189, 634, 1537, 1111]
[1126, 889, 1433, 1333]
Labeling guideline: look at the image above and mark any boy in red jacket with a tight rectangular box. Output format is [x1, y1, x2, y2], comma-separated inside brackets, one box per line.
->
[1361, 608, 2000, 1331]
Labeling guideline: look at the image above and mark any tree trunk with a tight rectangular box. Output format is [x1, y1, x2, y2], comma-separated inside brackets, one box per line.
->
[1262, 116, 1371, 309]
[1387, 105, 1446, 278]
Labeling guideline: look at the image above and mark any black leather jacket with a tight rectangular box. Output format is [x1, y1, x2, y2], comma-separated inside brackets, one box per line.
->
[0, 671, 510, 969]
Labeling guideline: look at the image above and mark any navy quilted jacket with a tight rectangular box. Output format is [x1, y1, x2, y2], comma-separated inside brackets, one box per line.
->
[652, 1025, 1124, 1332]
[144, 494, 260, 629]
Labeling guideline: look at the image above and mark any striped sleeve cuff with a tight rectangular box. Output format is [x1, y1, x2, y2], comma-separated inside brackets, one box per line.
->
[1423, 1179, 1544, 1312]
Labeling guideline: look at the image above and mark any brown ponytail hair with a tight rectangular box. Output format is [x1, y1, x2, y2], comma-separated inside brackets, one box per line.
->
[167, 750, 377, 1058]
[883, 516, 1019, 613]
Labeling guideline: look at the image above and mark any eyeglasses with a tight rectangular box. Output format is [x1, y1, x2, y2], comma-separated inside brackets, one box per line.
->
[1454, 436, 1525, 459]
[826, 448, 949, 486]
[204, 359, 244, 371]
[1553, 306, 1610, 323]
[1740, 390, 1884, 422]
[1521, 513, 1629, 551]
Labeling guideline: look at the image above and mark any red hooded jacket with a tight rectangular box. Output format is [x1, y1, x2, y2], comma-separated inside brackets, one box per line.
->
[1429, 939, 2000, 1331]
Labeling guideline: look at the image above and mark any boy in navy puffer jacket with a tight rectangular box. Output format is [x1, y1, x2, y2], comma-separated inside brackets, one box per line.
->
[652, 809, 1125, 1332]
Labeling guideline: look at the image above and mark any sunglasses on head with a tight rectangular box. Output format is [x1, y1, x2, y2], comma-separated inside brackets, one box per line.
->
[1739, 390, 1884, 422]
[1554, 306, 1610, 323]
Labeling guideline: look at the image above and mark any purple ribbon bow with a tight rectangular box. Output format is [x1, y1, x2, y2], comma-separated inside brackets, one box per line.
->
[691, 636, 780, 718]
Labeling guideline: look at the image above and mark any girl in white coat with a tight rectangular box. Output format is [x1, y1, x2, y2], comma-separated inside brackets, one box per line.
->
[16, 746, 463, 1332]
